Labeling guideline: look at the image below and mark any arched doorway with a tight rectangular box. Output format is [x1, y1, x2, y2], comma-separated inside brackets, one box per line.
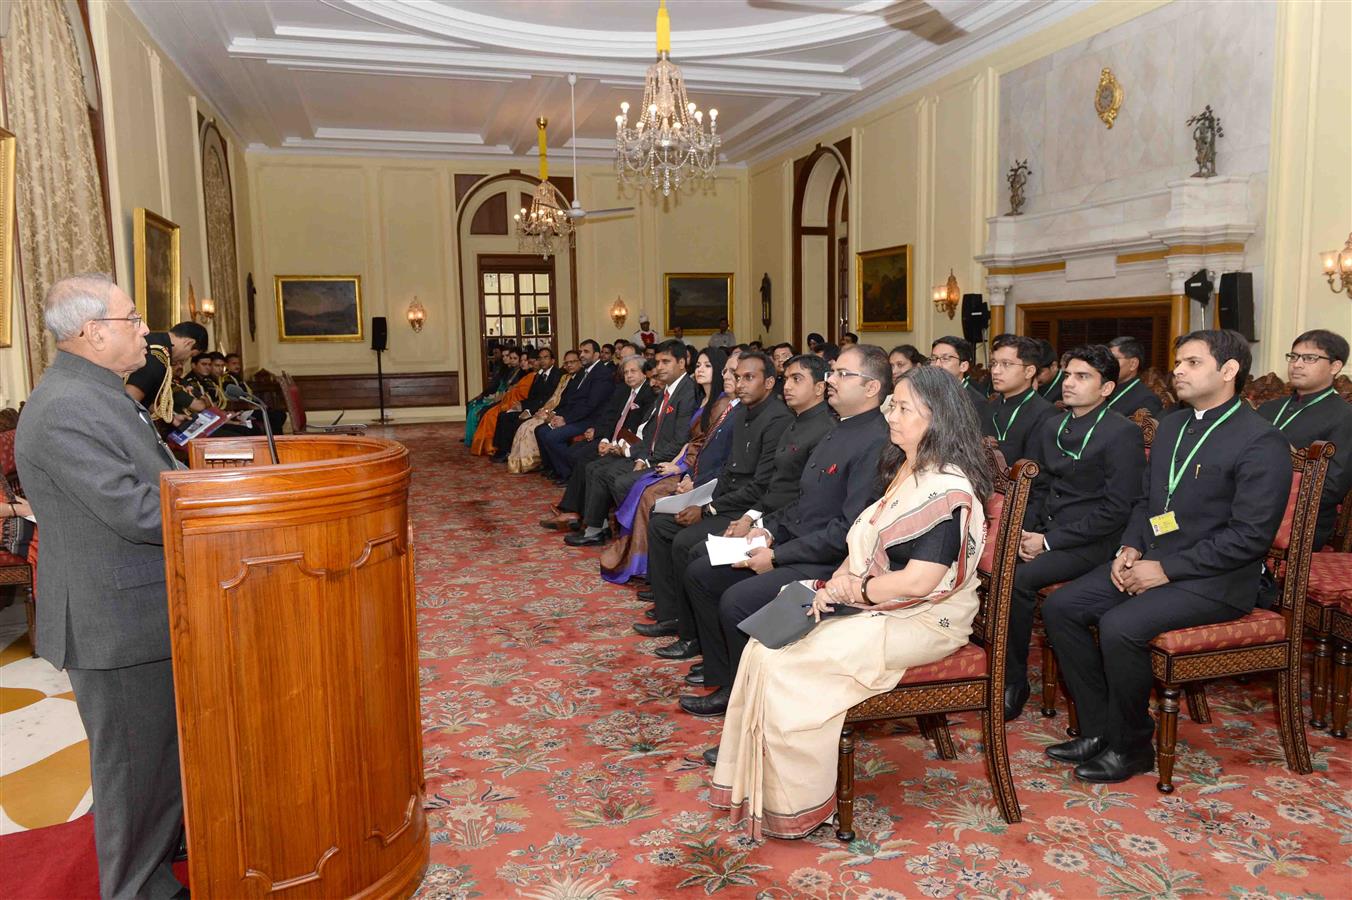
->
[792, 139, 850, 351]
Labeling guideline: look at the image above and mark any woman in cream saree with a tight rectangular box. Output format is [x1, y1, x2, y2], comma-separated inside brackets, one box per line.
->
[506, 370, 573, 474]
[710, 366, 992, 841]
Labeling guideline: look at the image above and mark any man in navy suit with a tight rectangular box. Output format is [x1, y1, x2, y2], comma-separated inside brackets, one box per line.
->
[536, 340, 614, 478]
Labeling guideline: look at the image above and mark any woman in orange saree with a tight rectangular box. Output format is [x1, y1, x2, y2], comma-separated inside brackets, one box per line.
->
[470, 355, 536, 456]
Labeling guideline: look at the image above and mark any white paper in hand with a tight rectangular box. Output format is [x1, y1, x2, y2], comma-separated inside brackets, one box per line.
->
[705, 533, 768, 566]
[652, 478, 717, 514]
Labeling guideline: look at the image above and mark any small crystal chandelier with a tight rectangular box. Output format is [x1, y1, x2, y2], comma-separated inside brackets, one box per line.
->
[515, 118, 574, 258]
[614, 0, 721, 196]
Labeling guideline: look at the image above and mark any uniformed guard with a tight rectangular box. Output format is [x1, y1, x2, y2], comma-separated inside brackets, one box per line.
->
[1106, 336, 1166, 418]
[981, 335, 1056, 466]
[1042, 329, 1290, 784]
[124, 322, 207, 424]
[1005, 344, 1145, 720]
[1257, 329, 1352, 549]
[675, 345, 891, 728]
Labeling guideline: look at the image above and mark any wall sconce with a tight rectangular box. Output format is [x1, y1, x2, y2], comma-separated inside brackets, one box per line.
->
[198, 296, 216, 322]
[932, 269, 960, 319]
[407, 296, 426, 332]
[1321, 232, 1352, 296]
[609, 295, 629, 328]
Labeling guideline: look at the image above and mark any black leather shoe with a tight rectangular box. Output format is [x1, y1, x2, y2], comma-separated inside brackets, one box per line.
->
[643, 607, 657, 620]
[680, 686, 730, 717]
[1003, 682, 1030, 722]
[702, 745, 719, 767]
[655, 639, 701, 660]
[684, 670, 705, 686]
[1074, 744, 1154, 783]
[1046, 735, 1109, 764]
[689, 663, 704, 676]
[564, 528, 610, 547]
[636, 588, 655, 602]
[633, 619, 678, 637]
[568, 518, 583, 532]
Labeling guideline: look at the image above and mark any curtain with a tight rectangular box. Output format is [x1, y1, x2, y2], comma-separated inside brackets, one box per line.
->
[2, 0, 112, 375]
[200, 121, 241, 354]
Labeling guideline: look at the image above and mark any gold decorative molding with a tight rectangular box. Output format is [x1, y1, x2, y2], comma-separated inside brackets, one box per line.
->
[984, 261, 1066, 276]
[1095, 68, 1123, 129]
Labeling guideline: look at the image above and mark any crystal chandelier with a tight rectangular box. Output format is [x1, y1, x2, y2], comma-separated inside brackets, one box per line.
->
[515, 117, 574, 258]
[614, 0, 720, 196]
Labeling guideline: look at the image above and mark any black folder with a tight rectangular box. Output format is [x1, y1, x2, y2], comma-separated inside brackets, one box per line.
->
[738, 580, 865, 649]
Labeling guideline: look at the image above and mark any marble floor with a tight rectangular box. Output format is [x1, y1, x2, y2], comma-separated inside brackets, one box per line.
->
[0, 600, 90, 834]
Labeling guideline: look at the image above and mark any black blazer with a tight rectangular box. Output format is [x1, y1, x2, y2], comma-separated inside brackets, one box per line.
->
[757, 401, 837, 514]
[596, 382, 655, 441]
[765, 407, 890, 568]
[711, 395, 794, 518]
[633, 374, 700, 464]
[1024, 406, 1145, 560]
[1123, 400, 1291, 609]
[1258, 390, 1352, 549]
[522, 366, 561, 413]
[1106, 377, 1164, 418]
[555, 362, 613, 426]
[981, 387, 1056, 466]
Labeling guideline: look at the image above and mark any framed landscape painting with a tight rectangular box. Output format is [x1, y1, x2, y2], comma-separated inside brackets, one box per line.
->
[275, 276, 364, 342]
[664, 273, 733, 335]
[134, 208, 180, 332]
[856, 243, 912, 331]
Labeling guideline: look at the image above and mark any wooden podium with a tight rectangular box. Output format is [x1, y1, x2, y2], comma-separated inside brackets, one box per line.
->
[160, 436, 427, 898]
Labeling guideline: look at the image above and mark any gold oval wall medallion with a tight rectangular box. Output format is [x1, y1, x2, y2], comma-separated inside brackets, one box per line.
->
[1095, 68, 1123, 129]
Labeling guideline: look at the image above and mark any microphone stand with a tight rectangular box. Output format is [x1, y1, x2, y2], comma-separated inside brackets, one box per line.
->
[226, 385, 280, 466]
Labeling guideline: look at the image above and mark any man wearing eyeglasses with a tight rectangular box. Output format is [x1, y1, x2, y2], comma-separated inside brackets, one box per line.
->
[1257, 329, 1352, 549]
[929, 335, 989, 411]
[982, 336, 1056, 467]
[16, 274, 189, 899]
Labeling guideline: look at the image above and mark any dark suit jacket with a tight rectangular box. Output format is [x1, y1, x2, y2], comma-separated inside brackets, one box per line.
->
[632, 373, 700, 464]
[1122, 400, 1291, 609]
[1025, 406, 1146, 560]
[710, 395, 793, 518]
[1039, 370, 1065, 404]
[981, 387, 1056, 465]
[554, 362, 613, 426]
[765, 407, 890, 568]
[1258, 390, 1352, 549]
[1106, 377, 1164, 418]
[523, 366, 561, 414]
[596, 382, 655, 442]
[754, 401, 836, 513]
[16, 352, 178, 669]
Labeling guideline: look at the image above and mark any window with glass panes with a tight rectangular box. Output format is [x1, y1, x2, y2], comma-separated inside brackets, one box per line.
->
[479, 257, 557, 380]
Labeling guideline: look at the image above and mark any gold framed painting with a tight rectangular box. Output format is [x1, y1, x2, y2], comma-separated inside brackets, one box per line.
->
[134, 208, 181, 332]
[275, 276, 364, 342]
[0, 128, 13, 348]
[664, 273, 733, 335]
[856, 243, 912, 332]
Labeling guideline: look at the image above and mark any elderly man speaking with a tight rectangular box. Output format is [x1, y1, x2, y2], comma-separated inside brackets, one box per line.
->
[16, 274, 186, 899]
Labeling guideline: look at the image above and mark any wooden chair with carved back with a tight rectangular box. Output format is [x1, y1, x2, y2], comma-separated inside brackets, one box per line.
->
[0, 423, 36, 655]
[1149, 441, 1332, 791]
[834, 450, 1038, 840]
[1325, 581, 1352, 738]
[1302, 480, 1352, 732]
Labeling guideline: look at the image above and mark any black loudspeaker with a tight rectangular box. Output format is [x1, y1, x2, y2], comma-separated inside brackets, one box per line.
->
[1184, 269, 1213, 304]
[1218, 272, 1255, 340]
[961, 293, 989, 344]
[371, 316, 388, 352]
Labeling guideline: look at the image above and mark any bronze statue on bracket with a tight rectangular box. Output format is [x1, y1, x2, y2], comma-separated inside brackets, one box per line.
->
[1006, 159, 1032, 216]
[1186, 105, 1224, 178]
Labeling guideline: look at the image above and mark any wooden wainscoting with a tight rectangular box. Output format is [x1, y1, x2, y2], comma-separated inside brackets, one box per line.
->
[1015, 295, 1185, 371]
[289, 371, 460, 409]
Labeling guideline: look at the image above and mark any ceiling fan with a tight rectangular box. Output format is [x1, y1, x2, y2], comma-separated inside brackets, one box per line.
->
[563, 73, 634, 221]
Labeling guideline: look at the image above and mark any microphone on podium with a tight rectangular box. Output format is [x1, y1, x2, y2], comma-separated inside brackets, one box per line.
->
[225, 383, 280, 466]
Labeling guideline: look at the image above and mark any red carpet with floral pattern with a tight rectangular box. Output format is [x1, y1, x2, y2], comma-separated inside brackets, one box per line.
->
[401, 424, 1349, 899]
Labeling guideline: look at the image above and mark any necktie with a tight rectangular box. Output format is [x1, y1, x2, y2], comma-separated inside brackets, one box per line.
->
[612, 390, 636, 442]
[649, 388, 671, 450]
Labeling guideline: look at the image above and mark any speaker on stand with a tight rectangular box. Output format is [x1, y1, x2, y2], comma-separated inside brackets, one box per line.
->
[961, 293, 990, 362]
[1218, 272, 1256, 341]
[371, 316, 392, 425]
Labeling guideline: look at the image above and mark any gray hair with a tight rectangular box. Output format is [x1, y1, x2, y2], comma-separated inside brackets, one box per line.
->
[44, 273, 117, 341]
[619, 355, 644, 373]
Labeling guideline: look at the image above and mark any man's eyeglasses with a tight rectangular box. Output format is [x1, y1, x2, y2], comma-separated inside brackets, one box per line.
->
[90, 312, 144, 327]
[928, 354, 960, 364]
[1285, 352, 1333, 364]
[825, 368, 875, 382]
[988, 359, 1027, 370]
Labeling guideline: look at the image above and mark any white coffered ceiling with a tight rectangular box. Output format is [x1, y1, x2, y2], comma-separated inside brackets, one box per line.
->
[127, 0, 1088, 165]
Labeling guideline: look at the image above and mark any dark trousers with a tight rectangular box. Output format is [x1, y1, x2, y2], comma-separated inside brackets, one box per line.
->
[67, 659, 184, 900]
[558, 447, 607, 512]
[1042, 566, 1241, 751]
[1007, 547, 1102, 688]
[683, 559, 832, 688]
[647, 513, 733, 635]
[582, 456, 646, 527]
[492, 409, 529, 454]
[537, 422, 589, 477]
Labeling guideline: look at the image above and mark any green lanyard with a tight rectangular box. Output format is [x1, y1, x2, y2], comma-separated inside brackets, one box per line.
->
[1165, 399, 1241, 510]
[1272, 388, 1336, 430]
[1041, 369, 1064, 397]
[1055, 404, 1110, 461]
[1106, 377, 1140, 410]
[993, 389, 1037, 441]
